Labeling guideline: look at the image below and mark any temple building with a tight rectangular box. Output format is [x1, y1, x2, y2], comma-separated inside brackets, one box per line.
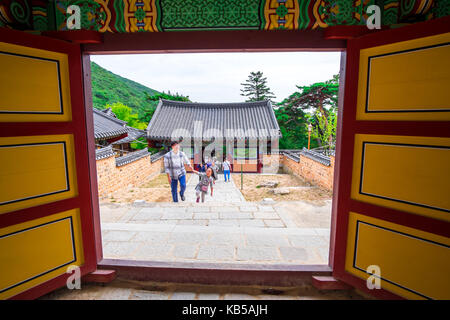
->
[146, 99, 281, 172]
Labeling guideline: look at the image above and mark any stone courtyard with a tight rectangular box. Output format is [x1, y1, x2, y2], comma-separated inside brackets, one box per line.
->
[100, 174, 332, 265]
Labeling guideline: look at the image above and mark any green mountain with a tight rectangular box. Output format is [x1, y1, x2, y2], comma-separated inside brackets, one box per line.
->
[90, 61, 159, 113]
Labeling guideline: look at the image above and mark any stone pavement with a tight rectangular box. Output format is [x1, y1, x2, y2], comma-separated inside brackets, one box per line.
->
[41, 279, 367, 300]
[100, 172, 331, 265]
[184, 173, 246, 202]
[100, 202, 331, 265]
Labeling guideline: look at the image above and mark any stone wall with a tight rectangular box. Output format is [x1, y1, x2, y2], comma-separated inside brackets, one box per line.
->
[280, 151, 335, 191]
[96, 153, 164, 199]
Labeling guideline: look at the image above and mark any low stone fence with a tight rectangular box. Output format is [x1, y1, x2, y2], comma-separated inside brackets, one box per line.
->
[280, 148, 335, 190]
[95, 146, 164, 198]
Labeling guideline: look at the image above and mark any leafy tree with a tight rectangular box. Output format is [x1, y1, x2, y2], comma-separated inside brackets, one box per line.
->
[107, 102, 147, 130]
[311, 108, 337, 149]
[278, 74, 339, 148]
[146, 91, 190, 102]
[143, 91, 191, 124]
[240, 71, 275, 102]
[274, 105, 309, 149]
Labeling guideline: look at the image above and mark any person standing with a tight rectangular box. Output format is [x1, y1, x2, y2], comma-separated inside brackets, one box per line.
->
[164, 141, 193, 202]
[223, 158, 231, 182]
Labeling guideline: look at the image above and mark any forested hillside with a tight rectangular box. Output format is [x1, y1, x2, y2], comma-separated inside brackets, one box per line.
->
[90, 61, 159, 113]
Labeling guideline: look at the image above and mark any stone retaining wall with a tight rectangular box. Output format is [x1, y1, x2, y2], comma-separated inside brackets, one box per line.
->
[281, 152, 335, 190]
[96, 152, 164, 199]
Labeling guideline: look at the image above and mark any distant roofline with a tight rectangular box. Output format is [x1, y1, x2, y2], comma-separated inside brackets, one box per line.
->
[146, 98, 280, 139]
[93, 107, 127, 125]
[160, 99, 271, 108]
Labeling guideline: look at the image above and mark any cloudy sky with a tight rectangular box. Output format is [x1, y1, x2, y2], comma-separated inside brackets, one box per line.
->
[91, 52, 341, 103]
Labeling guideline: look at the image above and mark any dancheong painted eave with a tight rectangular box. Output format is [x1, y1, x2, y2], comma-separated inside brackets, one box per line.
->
[146, 99, 282, 141]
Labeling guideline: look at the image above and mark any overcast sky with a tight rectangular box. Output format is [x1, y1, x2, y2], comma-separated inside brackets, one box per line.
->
[91, 52, 341, 103]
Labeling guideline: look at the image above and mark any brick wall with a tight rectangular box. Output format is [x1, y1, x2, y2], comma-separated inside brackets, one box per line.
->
[280, 153, 335, 191]
[96, 154, 163, 198]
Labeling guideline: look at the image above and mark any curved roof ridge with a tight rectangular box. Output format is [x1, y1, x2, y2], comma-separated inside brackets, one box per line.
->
[93, 107, 127, 125]
[160, 99, 270, 107]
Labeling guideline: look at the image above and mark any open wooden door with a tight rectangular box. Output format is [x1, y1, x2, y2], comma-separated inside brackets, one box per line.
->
[0, 28, 98, 299]
[332, 17, 450, 300]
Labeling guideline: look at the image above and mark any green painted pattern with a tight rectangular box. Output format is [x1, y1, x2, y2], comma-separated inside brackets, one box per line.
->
[433, 0, 450, 18]
[383, 0, 399, 25]
[32, 5, 48, 31]
[114, 0, 126, 33]
[297, 0, 311, 30]
[159, 0, 263, 31]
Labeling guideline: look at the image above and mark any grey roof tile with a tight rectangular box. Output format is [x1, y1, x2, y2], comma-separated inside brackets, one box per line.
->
[93, 108, 128, 140]
[300, 147, 331, 166]
[115, 148, 150, 167]
[150, 150, 168, 163]
[147, 99, 281, 140]
[112, 126, 146, 145]
[95, 146, 115, 160]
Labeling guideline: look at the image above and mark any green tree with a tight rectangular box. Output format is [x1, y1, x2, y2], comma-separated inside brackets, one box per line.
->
[143, 91, 191, 124]
[240, 71, 275, 102]
[311, 108, 337, 148]
[278, 74, 339, 148]
[107, 102, 147, 130]
[274, 105, 309, 149]
[146, 91, 190, 102]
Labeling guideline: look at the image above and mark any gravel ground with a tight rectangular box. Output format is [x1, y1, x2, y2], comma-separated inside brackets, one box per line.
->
[232, 173, 332, 205]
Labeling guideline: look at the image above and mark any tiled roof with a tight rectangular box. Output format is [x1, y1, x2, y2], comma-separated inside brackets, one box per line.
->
[115, 148, 150, 167]
[93, 108, 128, 140]
[112, 126, 146, 145]
[300, 147, 331, 166]
[100, 107, 118, 118]
[280, 149, 301, 162]
[95, 146, 115, 160]
[150, 150, 167, 163]
[147, 99, 281, 140]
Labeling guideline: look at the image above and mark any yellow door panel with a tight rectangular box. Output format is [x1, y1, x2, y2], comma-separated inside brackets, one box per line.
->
[0, 135, 78, 214]
[0, 42, 71, 122]
[346, 212, 450, 300]
[356, 33, 450, 121]
[0, 209, 84, 300]
[352, 134, 450, 221]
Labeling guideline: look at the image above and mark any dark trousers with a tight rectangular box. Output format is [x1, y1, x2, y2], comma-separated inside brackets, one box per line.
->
[170, 175, 186, 202]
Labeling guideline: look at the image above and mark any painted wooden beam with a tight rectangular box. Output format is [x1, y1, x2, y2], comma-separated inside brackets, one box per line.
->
[82, 30, 346, 54]
[42, 30, 103, 44]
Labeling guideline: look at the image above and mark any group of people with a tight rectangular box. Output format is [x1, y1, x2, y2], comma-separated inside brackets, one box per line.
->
[163, 140, 232, 203]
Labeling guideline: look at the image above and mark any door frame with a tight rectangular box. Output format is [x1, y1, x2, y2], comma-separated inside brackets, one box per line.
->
[79, 29, 346, 286]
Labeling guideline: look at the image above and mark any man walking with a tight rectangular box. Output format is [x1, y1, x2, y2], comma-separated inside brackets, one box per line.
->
[164, 141, 193, 202]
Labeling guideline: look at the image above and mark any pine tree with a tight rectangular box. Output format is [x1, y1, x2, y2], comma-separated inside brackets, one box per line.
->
[240, 71, 275, 102]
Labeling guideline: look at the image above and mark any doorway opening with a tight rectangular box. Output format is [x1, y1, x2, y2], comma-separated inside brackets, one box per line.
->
[86, 50, 342, 269]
